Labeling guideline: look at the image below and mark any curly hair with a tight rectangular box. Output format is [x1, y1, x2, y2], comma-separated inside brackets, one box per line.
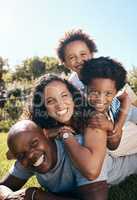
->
[31, 74, 89, 130]
[57, 29, 97, 62]
[80, 57, 127, 91]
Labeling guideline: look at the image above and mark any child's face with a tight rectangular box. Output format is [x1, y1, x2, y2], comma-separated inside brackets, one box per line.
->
[87, 78, 117, 113]
[9, 130, 56, 173]
[44, 80, 74, 124]
[64, 40, 93, 75]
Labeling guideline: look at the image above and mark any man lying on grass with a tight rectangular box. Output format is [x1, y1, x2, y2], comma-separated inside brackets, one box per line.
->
[0, 119, 108, 200]
[1, 120, 137, 200]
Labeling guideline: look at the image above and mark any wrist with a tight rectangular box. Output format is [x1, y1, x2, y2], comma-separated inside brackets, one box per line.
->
[26, 187, 40, 200]
[31, 189, 37, 200]
[108, 123, 114, 131]
[60, 132, 74, 141]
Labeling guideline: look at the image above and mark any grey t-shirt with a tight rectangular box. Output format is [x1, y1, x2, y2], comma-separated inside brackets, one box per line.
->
[9, 135, 107, 193]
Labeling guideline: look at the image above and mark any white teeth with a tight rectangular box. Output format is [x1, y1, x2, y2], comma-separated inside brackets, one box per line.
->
[57, 109, 67, 116]
[33, 155, 44, 167]
[96, 104, 104, 107]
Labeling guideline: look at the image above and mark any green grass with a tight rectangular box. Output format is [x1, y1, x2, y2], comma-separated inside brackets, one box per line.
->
[1, 133, 137, 199]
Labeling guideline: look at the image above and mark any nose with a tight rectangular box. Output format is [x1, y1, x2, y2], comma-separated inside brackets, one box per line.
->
[21, 151, 36, 168]
[96, 93, 106, 103]
[76, 56, 83, 64]
[55, 97, 65, 109]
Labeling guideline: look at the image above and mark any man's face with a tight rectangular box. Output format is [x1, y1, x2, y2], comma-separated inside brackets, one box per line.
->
[64, 40, 93, 75]
[10, 130, 57, 174]
[88, 78, 117, 113]
[44, 80, 74, 125]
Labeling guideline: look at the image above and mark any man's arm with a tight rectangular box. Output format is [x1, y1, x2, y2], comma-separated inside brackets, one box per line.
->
[76, 181, 108, 200]
[0, 174, 78, 200]
[0, 173, 27, 191]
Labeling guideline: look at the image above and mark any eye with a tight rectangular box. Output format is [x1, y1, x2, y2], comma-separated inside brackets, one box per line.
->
[62, 93, 68, 98]
[17, 153, 25, 161]
[89, 91, 99, 97]
[31, 139, 39, 148]
[81, 52, 87, 56]
[46, 98, 55, 105]
[69, 56, 75, 61]
[106, 92, 113, 97]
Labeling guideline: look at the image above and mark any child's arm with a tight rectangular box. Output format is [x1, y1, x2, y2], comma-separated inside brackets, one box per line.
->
[59, 126, 107, 180]
[87, 112, 122, 150]
[114, 92, 131, 134]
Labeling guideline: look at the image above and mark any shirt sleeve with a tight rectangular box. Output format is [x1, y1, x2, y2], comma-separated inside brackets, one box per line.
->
[9, 161, 34, 180]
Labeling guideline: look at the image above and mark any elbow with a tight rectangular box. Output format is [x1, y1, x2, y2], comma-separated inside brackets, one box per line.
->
[83, 168, 101, 181]
[108, 145, 119, 151]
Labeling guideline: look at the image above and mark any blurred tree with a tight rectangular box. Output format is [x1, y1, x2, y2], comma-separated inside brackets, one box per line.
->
[128, 66, 137, 94]
[31, 57, 45, 78]
[0, 57, 9, 73]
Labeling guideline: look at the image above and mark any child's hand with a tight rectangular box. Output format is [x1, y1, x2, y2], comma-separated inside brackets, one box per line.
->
[88, 112, 113, 132]
[110, 123, 123, 138]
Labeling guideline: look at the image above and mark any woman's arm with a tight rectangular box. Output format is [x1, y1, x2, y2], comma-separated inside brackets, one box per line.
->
[59, 126, 107, 180]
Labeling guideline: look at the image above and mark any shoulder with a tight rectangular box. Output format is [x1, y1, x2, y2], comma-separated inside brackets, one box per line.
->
[9, 161, 34, 180]
[68, 72, 84, 91]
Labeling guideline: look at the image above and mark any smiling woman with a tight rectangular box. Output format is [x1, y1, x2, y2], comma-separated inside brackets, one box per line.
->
[30, 74, 109, 182]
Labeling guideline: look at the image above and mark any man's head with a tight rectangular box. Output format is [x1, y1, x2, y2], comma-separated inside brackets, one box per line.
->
[80, 57, 127, 112]
[7, 120, 57, 173]
[57, 29, 97, 75]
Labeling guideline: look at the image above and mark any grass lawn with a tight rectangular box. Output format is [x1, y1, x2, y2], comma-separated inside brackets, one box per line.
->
[0, 133, 137, 199]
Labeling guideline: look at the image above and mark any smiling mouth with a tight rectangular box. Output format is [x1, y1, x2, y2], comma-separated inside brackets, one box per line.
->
[56, 108, 68, 116]
[33, 154, 45, 167]
[75, 65, 82, 70]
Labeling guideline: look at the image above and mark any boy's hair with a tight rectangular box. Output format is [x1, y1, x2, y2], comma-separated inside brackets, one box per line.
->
[57, 29, 97, 62]
[80, 57, 127, 91]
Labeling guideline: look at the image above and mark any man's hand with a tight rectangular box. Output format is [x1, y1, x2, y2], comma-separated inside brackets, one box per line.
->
[3, 187, 40, 200]
[0, 185, 12, 200]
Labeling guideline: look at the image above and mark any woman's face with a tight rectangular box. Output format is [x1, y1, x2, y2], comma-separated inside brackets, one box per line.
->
[44, 81, 74, 124]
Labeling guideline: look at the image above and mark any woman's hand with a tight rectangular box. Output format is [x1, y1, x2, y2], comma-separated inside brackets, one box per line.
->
[58, 126, 76, 139]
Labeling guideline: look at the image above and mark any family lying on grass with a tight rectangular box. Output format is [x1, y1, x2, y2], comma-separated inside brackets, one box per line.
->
[0, 56, 137, 200]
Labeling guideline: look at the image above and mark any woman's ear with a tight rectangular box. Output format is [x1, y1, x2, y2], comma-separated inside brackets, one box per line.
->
[6, 150, 15, 160]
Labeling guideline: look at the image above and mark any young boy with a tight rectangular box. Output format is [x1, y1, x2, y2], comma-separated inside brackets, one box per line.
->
[57, 29, 137, 156]
[80, 57, 137, 156]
